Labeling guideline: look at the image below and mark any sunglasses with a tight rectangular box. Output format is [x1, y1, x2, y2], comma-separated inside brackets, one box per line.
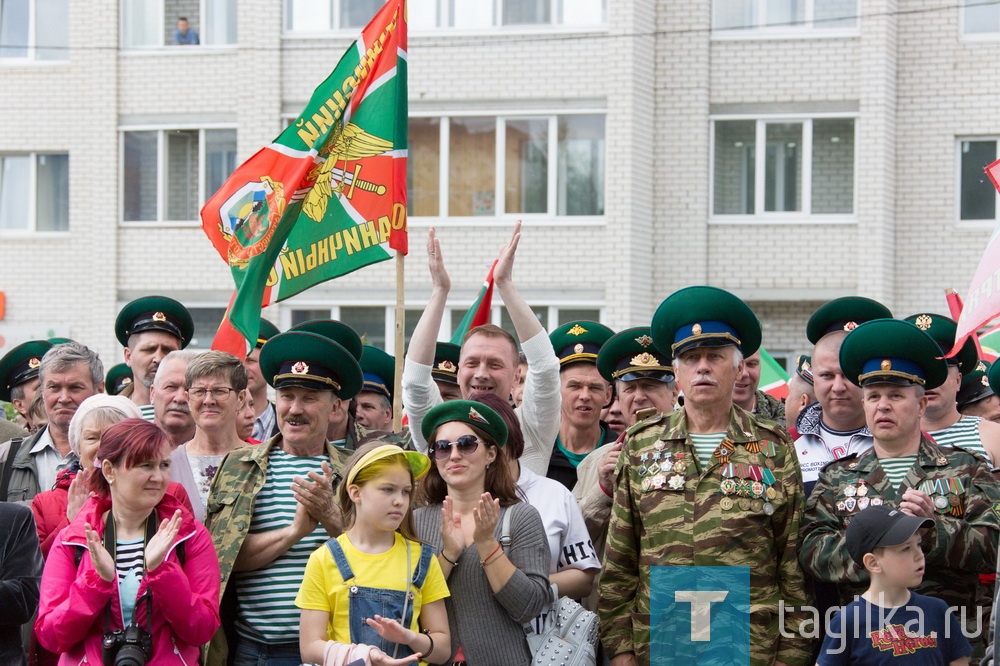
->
[429, 434, 481, 460]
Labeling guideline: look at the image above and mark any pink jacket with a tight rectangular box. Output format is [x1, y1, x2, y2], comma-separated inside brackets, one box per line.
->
[35, 492, 220, 665]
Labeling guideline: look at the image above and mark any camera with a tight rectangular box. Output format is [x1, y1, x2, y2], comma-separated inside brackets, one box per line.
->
[102, 624, 152, 666]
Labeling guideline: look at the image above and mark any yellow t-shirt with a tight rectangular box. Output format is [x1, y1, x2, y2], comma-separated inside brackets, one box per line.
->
[295, 532, 450, 645]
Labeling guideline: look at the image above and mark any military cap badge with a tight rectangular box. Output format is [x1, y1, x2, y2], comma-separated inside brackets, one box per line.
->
[291, 361, 309, 374]
[567, 324, 588, 336]
[469, 407, 488, 424]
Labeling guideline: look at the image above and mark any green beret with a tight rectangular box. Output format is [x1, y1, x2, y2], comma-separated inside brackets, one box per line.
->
[903, 313, 978, 375]
[839, 319, 948, 390]
[806, 297, 892, 345]
[421, 399, 508, 448]
[115, 296, 194, 348]
[959, 359, 994, 408]
[987, 361, 1000, 403]
[260, 331, 363, 399]
[794, 354, 814, 386]
[289, 319, 363, 362]
[549, 321, 615, 366]
[0, 340, 53, 402]
[651, 286, 761, 357]
[596, 327, 674, 384]
[432, 342, 460, 385]
[105, 363, 134, 396]
[360, 345, 395, 401]
[48, 337, 73, 345]
[256, 319, 281, 348]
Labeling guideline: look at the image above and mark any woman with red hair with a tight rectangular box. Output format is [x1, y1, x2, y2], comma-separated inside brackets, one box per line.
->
[35, 418, 220, 665]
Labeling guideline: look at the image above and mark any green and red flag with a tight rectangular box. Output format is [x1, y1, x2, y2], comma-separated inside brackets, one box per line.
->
[759, 348, 790, 401]
[450, 261, 497, 344]
[201, 0, 408, 355]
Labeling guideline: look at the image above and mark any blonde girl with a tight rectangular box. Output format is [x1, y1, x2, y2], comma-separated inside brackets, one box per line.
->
[297, 442, 451, 666]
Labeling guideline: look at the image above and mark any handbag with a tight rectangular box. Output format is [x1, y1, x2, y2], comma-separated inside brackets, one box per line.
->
[499, 509, 600, 666]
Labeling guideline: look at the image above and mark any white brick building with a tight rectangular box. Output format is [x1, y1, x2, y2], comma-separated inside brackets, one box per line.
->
[2, 0, 1000, 371]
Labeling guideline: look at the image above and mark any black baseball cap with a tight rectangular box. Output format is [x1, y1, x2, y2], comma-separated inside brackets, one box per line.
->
[846, 505, 934, 567]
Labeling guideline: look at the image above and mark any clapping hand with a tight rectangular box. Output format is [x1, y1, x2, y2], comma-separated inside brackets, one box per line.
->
[84, 522, 115, 582]
[145, 509, 183, 571]
[439, 496, 465, 561]
[472, 492, 500, 546]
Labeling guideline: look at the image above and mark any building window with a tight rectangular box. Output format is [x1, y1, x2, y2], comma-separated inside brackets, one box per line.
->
[0, 153, 69, 232]
[408, 114, 605, 219]
[122, 0, 237, 48]
[122, 128, 237, 223]
[187, 307, 228, 348]
[712, 117, 855, 218]
[963, 0, 1000, 35]
[285, 0, 385, 31]
[0, 0, 68, 60]
[959, 139, 1000, 221]
[713, 0, 857, 32]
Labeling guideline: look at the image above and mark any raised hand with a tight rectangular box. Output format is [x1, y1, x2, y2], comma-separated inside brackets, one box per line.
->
[145, 509, 182, 571]
[439, 496, 465, 561]
[84, 522, 115, 582]
[493, 221, 521, 287]
[427, 227, 451, 292]
[472, 492, 500, 546]
[66, 469, 94, 522]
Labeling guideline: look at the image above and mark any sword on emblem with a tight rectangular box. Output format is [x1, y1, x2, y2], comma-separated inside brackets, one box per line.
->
[330, 163, 386, 199]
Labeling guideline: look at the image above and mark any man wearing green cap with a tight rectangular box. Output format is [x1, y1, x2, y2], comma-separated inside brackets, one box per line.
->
[800, 319, 1000, 661]
[115, 295, 194, 421]
[403, 224, 561, 475]
[794, 297, 891, 495]
[599, 286, 812, 666]
[356, 345, 395, 432]
[546, 320, 617, 489]
[243, 318, 280, 441]
[205, 331, 363, 665]
[962, 360, 1000, 423]
[905, 313, 1000, 466]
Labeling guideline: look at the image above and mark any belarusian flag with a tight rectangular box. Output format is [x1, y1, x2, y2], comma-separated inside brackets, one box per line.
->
[759, 348, 790, 400]
[450, 261, 497, 345]
[201, 0, 408, 355]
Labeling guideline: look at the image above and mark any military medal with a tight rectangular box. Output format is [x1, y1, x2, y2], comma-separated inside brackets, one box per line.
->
[653, 440, 665, 451]
[766, 487, 777, 500]
[948, 493, 960, 507]
[856, 480, 868, 497]
[763, 502, 775, 516]
[720, 478, 737, 495]
[751, 499, 764, 512]
[751, 481, 764, 498]
[933, 495, 949, 512]
[739, 498, 751, 511]
[836, 500, 846, 511]
[843, 484, 857, 498]
[714, 440, 735, 464]
[845, 498, 857, 511]
[720, 497, 734, 510]
[857, 497, 870, 510]
[871, 497, 883, 506]
[668, 474, 685, 490]
[641, 477, 652, 492]
[647, 459, 660, 476]
[651, 473, 666, 489]
[638, 453, 649, 476]
[673, 460, 686, 474]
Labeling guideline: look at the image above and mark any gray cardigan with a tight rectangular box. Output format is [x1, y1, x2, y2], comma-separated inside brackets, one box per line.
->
[414, 501, 551, 665]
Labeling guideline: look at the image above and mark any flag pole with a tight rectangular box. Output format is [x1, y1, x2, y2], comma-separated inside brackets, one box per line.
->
[393, 250, 405, 432]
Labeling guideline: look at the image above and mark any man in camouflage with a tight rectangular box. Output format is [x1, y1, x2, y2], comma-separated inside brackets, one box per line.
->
[599, 286, 812, 666]
[800, 318, 1000, 662]
[204, 331, 362, 665]
[733, 350, 786, 427]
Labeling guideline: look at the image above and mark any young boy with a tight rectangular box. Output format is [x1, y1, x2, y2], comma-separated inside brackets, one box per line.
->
[817, 505, 972, 665]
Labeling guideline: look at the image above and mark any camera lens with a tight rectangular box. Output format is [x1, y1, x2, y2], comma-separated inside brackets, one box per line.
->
[114, 644, 148, 666]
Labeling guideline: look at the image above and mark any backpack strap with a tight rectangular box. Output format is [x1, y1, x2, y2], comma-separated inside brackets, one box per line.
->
[0, 437, 24, 502]
[499, 505, 513, 549]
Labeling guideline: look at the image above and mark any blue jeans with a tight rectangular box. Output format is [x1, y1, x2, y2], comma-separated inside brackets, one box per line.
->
[232, 636, 301, 666]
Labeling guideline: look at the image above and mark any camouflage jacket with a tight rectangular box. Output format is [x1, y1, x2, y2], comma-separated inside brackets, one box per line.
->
[598, 405, 813, 666]
[799, 434, 1000, 616]
[754, 390, 786, 429]
[203, 435, 350, 665]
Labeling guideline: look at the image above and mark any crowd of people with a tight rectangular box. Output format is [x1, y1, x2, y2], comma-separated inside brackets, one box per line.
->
[2, 223, 1000, 666]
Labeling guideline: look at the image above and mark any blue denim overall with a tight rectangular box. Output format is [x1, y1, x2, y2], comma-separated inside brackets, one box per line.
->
[325, 538, 434, 658]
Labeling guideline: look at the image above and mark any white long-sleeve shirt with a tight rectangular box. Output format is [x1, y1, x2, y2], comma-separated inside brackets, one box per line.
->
[402, 330, 561, 475]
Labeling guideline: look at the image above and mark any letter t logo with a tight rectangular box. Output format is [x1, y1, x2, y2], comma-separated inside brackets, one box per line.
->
[674, 591, 728, 641]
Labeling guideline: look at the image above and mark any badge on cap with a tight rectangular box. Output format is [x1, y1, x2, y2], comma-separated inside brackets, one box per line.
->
[881, 359, 892, 371]
[469, 407, 488, 424]
[915, 314, 932, 331]
[635, 335, 653, 347]
[291, 361, 309, 374]
[439, 360, 456, 373]
[691, 323, 702, 335]
[121, 377, 132, 386]
[567, 324, 587, 336]
[574, 343, 584, 354]
[152, 312, 167, 322]
[28, 357, 40, 369]
[977, 361, 987, 373]
[984, 376, 990, 386]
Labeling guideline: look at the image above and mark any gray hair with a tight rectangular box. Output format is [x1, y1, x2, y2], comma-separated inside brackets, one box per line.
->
[153, 349, 202, 388]
[40, 341, 103, 388]
[185, 350, 248, 392]
[730, 346, 744, 369]
[67, 394, 142, 455]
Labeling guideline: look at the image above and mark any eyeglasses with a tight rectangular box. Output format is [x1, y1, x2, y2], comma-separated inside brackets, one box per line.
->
[429, 434, 481, 460]
[187, 386, 236, 401]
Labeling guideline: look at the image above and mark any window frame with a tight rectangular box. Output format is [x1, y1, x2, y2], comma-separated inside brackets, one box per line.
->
[710, 0, 860, 39]
[709, 113, 858, 225]
[0, 0, 70, 63]
[120, 0, 238, 51]
[282, 0, 607, 35]
[955, 137, 1000, 229]
[0, 152, 70, 236]
[118, 125, 238, 227]
[408, 109, 607, 228]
